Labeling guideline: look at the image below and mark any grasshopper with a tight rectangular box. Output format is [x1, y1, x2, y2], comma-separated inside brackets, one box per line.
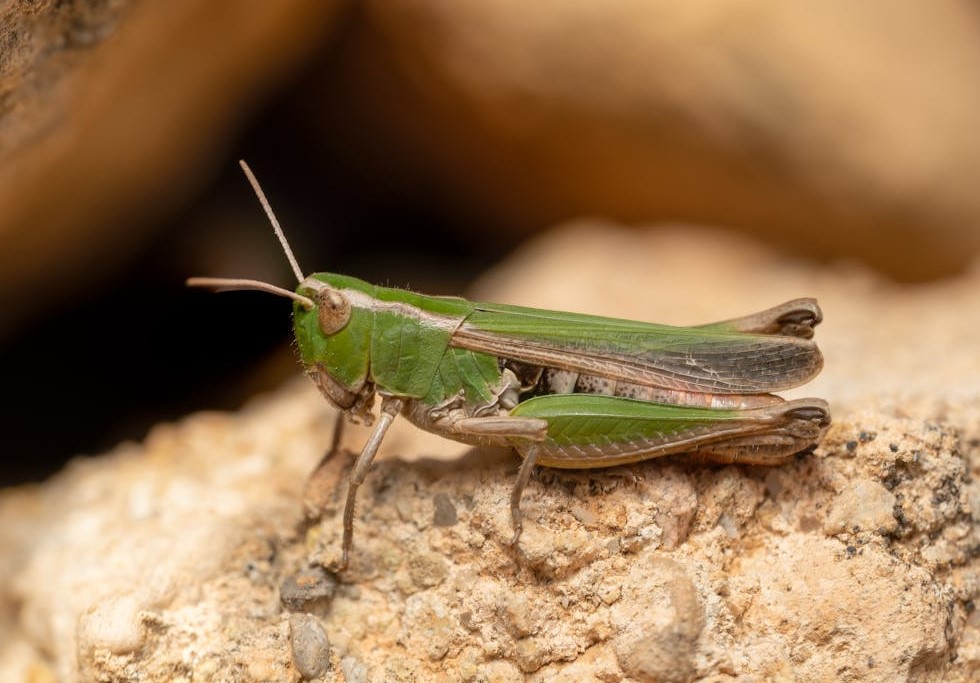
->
[189, 162, 830, 569]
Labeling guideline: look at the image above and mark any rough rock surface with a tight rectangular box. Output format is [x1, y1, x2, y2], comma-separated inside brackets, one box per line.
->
[1, 225, 978, 682]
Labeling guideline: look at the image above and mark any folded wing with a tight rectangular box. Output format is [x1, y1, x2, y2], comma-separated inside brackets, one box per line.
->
[452, 302, 823, 394]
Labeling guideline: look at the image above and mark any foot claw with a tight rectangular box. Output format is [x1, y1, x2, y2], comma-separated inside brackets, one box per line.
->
[329, 551, 350, 574]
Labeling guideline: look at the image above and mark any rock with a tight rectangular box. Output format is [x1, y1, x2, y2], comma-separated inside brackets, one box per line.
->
[280, 565, 338, 612]
[823, 478, 898, 535]
[0, 0, 343, 336]
[6, 0, 980, 349]
[335, 0, 980, 279]
[289, 613, 331, 679]
[611, 557, 704, 683]
[0, 225, 977, 681]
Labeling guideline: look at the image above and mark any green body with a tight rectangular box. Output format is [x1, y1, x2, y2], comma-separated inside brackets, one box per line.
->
[292, 273, 828, 468]
[294, 273, 501, 408]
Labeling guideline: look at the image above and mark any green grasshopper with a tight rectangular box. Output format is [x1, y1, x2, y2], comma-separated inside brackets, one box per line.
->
[189, 162, 830, 569]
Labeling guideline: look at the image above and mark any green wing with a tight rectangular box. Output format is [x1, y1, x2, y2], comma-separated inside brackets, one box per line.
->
[452, 301, 823, 394]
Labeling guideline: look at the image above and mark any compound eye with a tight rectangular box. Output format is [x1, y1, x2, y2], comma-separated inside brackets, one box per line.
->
[317, 289, 351, 335]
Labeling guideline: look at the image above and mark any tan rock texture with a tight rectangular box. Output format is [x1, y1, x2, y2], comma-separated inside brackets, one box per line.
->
[1, 225, 977, 682]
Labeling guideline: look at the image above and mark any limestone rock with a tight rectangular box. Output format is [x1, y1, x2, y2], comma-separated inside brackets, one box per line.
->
[0, 225, 977, 681]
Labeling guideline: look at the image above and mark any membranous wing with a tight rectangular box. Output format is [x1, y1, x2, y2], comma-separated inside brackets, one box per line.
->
[451, 301, 823, 395]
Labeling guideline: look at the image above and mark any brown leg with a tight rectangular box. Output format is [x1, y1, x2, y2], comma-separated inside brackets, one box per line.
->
[510, 445, 540, 546]
[691, 401, 830, 465]
[337, 396, 404, 571]
[327, 409, 345, 460]
[302, 411, 348, 518]
[429, 412, 548, 547]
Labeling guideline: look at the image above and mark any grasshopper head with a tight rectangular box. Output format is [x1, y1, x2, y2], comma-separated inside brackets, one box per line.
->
[188, 161, 376, 422]
[293, 274, 376, 421]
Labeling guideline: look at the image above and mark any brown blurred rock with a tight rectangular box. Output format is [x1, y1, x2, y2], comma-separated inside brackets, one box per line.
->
[326, 0, 980, 280]
[0, 0, 343, 336]
[0, 224, 977, 681]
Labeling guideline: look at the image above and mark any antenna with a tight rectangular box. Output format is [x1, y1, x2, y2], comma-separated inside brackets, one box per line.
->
[238, 160, 305, 283]
[185, 161, 314, 308]
[186, 277, 314, 310]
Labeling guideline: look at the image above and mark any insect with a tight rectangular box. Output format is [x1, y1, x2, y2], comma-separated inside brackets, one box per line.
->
[189, 162, 830, 570]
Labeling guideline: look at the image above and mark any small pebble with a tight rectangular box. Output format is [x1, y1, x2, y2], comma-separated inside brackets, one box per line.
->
[823, 479, 897, 535]
[77, 596, 145, 655]
[289, 613, 331, 679]
[432, 492, 458, 527]
[341, 656, 369, 683]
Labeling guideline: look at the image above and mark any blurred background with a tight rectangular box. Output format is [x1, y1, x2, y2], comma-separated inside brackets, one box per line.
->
[2, 0, 979, 485]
